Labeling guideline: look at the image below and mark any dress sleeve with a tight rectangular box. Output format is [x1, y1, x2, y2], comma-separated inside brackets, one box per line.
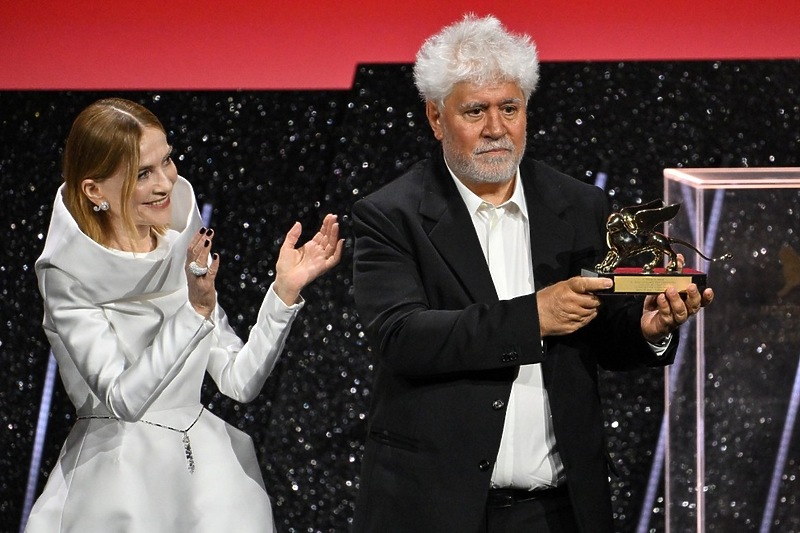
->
[40, 267, 215, 421]
[205, 283, 302, 403]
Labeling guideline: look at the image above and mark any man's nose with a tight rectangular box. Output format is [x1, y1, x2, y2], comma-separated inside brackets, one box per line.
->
[482, 109, 507, 138]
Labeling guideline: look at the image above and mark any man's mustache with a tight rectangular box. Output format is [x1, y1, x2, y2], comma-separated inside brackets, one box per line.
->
[474, 141, 515, 154]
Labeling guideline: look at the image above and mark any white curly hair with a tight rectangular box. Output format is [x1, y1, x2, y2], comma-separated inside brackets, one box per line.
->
[413, 14, 540, 107]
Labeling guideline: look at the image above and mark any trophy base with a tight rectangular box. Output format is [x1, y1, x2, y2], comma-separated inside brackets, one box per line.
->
[581, 267, 707, 295]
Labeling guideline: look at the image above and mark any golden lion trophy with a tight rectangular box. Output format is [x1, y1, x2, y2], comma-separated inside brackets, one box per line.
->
[583, 200, 731, 294]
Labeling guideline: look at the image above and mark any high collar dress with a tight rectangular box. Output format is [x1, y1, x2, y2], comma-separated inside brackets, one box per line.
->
[25, 177, 302, 533]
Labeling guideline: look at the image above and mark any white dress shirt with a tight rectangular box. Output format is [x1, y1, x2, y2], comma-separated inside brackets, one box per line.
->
[449, 169, 565, 490]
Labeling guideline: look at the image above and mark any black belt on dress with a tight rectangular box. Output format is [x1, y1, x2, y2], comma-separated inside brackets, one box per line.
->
[486, 485, 569, 508]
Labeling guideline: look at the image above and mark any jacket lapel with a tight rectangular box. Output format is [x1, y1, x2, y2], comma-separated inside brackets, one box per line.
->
[419, 155, 499, 304]
[416, 156, 578, 302]
[520, 160, 575, 290]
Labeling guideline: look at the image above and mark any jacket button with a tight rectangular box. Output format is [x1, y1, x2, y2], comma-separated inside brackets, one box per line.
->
[478, 460, 492, 471]
[492, 399, 505, 410]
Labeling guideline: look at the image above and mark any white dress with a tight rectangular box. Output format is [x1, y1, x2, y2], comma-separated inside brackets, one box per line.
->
[25, 177, 300, 533]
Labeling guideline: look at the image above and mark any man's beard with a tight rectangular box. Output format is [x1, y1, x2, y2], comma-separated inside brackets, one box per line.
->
[443, 137, 525, 185]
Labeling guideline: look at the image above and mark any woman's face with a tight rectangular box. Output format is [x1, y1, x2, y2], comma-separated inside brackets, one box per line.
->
[94, 126, 178, 244]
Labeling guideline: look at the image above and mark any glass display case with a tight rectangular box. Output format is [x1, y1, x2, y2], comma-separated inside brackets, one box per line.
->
[661, 168, 800, 533]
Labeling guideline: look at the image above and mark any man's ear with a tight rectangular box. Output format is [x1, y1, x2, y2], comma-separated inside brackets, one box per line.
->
[425, 100, 444, 141]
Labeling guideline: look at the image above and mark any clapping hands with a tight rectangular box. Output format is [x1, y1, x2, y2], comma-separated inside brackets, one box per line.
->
[273, 214, 344, 305]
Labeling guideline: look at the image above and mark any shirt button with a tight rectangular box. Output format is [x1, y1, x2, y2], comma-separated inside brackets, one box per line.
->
[492, 399, 505, 410]
[478, 460, 492, 471]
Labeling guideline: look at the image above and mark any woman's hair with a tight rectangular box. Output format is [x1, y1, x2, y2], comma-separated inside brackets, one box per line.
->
[413, 14, 539, 108]
[62, 98, 167, 246]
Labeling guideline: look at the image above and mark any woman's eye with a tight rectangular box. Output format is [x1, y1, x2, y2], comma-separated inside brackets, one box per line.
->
[137, 169, 151, 180]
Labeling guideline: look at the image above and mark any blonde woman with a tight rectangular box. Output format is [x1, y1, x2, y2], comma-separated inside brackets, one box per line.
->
[26, 98, 342, 532]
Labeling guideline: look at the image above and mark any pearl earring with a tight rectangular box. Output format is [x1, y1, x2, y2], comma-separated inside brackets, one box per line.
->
[93, 200, 110, 212]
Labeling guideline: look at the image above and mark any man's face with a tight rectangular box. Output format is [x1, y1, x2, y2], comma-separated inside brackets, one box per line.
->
[426, 81, 527, 186]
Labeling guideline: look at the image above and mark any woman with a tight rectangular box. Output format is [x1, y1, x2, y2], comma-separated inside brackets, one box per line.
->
[25, 98, 343, 532]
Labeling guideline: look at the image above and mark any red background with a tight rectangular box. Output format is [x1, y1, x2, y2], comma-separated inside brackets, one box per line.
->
[2, 0, 800, 90]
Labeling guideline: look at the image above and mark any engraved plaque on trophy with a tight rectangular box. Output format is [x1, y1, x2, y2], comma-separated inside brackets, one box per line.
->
[582, 200, 730, 294]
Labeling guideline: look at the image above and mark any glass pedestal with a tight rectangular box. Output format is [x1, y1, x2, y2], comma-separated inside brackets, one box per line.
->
[661, 168, 800, 532]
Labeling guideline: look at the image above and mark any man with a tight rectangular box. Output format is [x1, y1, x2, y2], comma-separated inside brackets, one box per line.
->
[351, 14, 713, 533]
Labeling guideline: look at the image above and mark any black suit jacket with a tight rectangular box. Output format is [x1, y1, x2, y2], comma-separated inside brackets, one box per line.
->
[351, 152, 676, 533]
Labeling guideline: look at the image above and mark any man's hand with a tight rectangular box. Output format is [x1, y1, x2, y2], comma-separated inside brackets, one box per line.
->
[537, 276, 613, 336]
[641, 284, 714, 342]
[640, 254, 715, 341]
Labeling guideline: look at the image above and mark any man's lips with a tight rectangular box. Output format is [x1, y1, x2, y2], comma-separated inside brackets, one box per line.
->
[475, 145, 513, 155]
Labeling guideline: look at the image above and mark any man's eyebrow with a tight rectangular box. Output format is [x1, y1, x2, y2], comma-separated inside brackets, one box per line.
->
[458, 101, 488, 110]
[458, 97, 523, 110]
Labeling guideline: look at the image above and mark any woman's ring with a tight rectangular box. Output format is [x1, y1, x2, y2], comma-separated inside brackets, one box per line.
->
[188, 261, 208, 276]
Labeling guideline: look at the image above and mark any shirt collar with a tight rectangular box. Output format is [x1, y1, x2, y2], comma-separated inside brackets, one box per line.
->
[445, 161, 528, 220]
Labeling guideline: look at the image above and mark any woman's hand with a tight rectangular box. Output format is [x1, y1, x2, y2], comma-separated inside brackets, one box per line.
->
[273, 214, 344, 306]
[185, 227, 219, 319]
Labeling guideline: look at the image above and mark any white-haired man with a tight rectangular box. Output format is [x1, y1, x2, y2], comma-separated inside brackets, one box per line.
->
[352, 14, 713, 533]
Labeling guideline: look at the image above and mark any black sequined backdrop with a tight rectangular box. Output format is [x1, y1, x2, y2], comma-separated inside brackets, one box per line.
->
[2, 60, 800, 532]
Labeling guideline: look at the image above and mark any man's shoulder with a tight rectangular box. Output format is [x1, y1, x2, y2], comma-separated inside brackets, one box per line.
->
[521, 158, 604, 196]
[356, 158, 434, 207]
[521, 158, 586, 184]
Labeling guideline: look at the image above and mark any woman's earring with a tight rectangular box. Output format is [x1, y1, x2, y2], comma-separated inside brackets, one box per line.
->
[93, 200, 110, 212]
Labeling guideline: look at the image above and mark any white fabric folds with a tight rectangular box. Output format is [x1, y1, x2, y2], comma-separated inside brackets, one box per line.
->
[26, 177, 301, 533]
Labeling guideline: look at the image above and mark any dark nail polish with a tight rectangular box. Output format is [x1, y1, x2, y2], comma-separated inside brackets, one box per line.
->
[206, 229, 214, 237]
[204, 240, 210, 247]
[199, 227, 207, 235]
